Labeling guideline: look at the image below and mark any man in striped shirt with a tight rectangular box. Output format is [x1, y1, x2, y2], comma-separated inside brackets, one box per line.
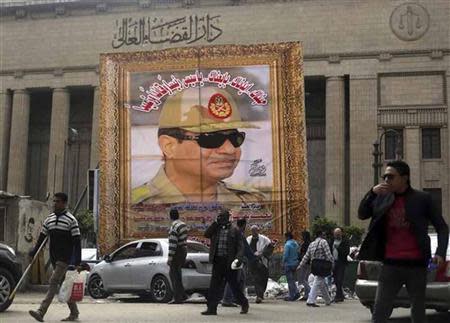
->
[167, 208, 188, 304]
[29, 192, 82, 322]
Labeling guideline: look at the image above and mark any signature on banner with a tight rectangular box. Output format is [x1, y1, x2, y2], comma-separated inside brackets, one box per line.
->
[249, 159, 267, 177]
[112, 14, 222, 48]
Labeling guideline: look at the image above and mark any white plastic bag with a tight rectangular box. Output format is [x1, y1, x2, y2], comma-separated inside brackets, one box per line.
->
[58, 271, 87, 303]
[58, 271, 77, 303]
[70, 271, 87, 302]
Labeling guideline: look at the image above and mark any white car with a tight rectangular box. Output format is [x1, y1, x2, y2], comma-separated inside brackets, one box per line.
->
[87, 239, 211, 302]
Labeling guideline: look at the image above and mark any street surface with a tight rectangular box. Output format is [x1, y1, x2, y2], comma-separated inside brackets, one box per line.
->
[2, 292, 449, 323]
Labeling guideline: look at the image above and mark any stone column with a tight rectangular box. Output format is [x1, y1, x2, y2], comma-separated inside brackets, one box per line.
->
[7, 89, 30, 195]
[90, 86, 100, 168]
[0, 91, 12, 190]
[325, 76, 345, 224]
[47, 88, 70, 196]
[349, 75, 378, 227]
[404, 126, 421, 189]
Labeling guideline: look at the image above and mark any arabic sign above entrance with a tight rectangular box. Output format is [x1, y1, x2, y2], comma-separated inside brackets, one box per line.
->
[112, 14, 223, 48]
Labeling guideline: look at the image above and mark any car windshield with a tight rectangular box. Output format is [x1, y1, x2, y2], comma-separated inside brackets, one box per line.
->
[187, 242, 209, 253]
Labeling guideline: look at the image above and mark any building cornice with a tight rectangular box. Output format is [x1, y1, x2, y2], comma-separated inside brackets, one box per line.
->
[0, 48, 448, 77]
[0, 0, 248, 18]
[0, 64, 97, 77]
[305, 49, 449, 62]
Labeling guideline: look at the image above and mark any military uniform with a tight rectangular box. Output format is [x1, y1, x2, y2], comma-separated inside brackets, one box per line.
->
[131, 166, 266, 205]
[132, 86, 267, 206]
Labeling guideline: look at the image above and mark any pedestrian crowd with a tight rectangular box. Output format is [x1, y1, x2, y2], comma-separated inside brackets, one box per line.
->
[26, 160, 448, 323]
[194, 208, 353, 315]
[143, 160, 449, 323]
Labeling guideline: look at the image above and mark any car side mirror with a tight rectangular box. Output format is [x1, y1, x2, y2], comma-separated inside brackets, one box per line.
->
[103, 254, 111, 262]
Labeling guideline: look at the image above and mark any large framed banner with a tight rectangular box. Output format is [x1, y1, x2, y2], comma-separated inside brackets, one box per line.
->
[99, 42, 308, 253]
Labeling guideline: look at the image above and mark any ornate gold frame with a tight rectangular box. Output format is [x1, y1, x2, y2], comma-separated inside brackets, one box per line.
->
[99, 42, 308, 254]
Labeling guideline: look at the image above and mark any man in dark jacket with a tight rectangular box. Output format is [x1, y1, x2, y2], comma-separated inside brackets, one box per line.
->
[330, 227, 349, 303]
[201, 209, 249, 316]
[222, 217, 255, 307]
[29, 193, 83, 322]
[358, 160, 448, 323]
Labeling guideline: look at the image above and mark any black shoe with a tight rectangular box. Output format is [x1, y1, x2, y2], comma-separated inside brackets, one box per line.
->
[222, 302, 238, 307]
[299, 296, 308, 301]
[255, 297, 262, 304]
[29, 310, 44, 322]
[61, 315, 79, 321]
[306, 303, 320, 307]
[334, 298, 344, 303]
[293, 293, 300, 301]
[240, 303, 249, 314]
[201, 309, 217, 315]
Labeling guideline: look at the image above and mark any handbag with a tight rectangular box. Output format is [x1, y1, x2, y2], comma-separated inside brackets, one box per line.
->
[310, 240, 332, 277]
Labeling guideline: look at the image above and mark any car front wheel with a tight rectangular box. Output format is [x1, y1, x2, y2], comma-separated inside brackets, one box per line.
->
[87, 275, 108, 299]
[0, 268, 15, 312]
[150, 275, 172, 303]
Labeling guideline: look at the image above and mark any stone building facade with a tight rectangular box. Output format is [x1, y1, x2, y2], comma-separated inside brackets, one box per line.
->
[0, 0, 449, 230]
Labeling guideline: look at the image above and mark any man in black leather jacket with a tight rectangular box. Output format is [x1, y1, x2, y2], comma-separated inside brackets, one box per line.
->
[201, 209, 249, 316]
[358, 160, 448, 323]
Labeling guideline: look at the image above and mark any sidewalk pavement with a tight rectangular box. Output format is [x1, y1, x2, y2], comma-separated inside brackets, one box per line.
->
[12, 288, 109, 305]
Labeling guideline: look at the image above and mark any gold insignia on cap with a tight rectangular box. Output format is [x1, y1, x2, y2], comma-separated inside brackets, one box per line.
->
[208, 93, 232, 119]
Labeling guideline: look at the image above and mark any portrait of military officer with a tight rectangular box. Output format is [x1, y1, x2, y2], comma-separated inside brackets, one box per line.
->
[131, 86, 266, 205]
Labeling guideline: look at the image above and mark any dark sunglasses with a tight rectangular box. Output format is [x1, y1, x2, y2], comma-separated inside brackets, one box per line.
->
[174, 131, 246, 149]
[381, 174, 398, 181]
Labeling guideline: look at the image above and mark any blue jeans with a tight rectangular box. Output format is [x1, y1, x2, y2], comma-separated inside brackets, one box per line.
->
[285, 265, 299, 299]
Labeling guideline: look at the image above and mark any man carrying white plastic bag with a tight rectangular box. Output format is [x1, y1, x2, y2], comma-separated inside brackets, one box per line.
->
[28, 193, 87, 322]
